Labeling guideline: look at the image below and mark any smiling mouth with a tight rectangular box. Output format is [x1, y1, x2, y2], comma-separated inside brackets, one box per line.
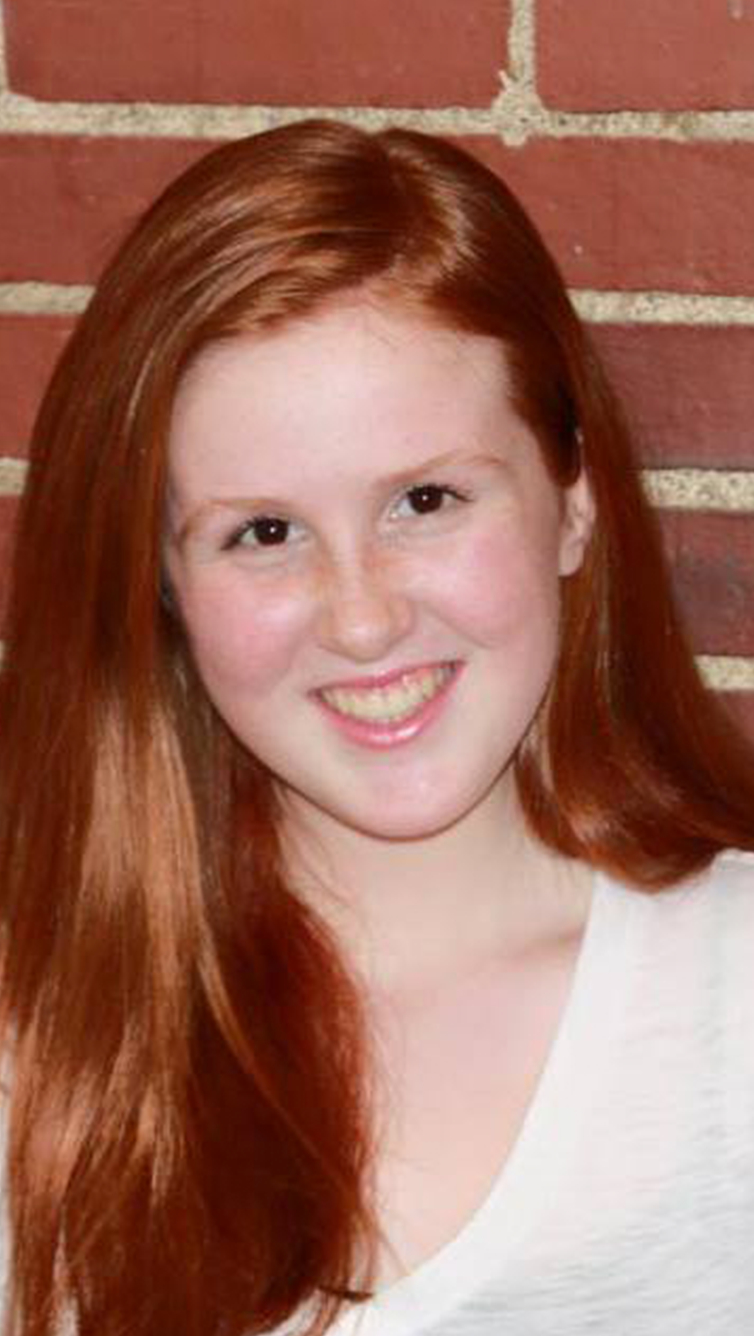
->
[317, 663, 458, 724]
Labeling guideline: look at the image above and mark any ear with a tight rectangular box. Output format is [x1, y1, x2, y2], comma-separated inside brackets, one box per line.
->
[558, 470, 595, 577]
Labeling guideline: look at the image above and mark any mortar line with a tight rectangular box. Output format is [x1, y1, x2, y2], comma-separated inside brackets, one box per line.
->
[506, 0, 536, 92]
[642, 469, 754, 511]
[698, 656, 754, 691]
[0, 284, 92, 314]
[3, 283, 754, 325]
[2, 93, 754, 142]
[4, 458, 754, 511]
[573, 291, 754, 325]
[0, 458, 26, 493]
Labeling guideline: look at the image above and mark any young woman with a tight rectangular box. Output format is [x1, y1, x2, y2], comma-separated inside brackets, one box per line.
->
[1, 120, 753, 1336]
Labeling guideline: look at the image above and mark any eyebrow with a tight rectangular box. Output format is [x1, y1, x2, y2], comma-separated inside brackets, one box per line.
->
[172, 448, 510, 549]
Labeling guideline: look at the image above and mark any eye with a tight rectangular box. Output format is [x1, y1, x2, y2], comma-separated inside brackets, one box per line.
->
[392, 483, 470, 519]
[223, 515, 298, 550]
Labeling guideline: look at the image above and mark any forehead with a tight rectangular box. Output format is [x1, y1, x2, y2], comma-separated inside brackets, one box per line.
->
[167, 302, 520, 495]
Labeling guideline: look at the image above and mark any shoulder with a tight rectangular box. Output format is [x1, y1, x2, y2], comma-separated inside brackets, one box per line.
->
[637, 848, 754, 953]
[689, 849, 754, 1008]
[592, 852, 754, 1133]
[607, 848, 754, 929]
[657, 848, 754, 935]
[599, 848, 754, 1021]
[608, 849, 754, 1052]
[693, 846, 754, 894]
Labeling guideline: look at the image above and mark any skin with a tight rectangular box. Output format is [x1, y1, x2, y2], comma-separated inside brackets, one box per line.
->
[165, 298, 596, 1279]
[165, 300, 592, 847]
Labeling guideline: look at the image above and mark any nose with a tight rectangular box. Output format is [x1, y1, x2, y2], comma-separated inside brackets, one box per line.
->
[314, 551, 415, 663]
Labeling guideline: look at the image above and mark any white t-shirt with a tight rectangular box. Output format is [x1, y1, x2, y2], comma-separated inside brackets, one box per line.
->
[325, 849, 754, 1336]
[2, 851, 753, 1334]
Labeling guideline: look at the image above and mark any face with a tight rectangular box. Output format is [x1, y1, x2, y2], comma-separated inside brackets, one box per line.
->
[164, 302, 593, 842]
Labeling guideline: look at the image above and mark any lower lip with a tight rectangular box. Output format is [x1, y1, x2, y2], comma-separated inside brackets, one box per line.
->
[312, 663, 463, 750]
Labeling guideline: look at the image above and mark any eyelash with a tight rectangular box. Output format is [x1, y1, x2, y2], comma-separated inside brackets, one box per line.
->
[222, 483, 472, 551]
[390, 483, 471, 520]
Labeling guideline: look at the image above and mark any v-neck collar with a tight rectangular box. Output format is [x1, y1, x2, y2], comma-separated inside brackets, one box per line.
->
[332, 869, 640, 1336]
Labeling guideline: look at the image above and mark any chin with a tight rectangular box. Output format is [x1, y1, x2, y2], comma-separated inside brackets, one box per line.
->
[313, 782, 501, 843]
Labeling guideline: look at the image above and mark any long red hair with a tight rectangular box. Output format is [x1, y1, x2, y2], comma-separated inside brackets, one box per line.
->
[1, 120, 753, 1336]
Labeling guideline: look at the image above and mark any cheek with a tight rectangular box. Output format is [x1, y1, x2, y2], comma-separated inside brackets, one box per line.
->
[431, 526, 562, 649]
[178, 577, 308, 697]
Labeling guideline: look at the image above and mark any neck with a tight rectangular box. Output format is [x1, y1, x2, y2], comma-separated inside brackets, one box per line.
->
[280, 776, 592, 995]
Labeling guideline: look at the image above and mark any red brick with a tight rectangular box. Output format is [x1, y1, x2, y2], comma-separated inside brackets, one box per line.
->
[593, 325, 754, 469]
[4, 134, 754, 294]
[661, 511, 754, 657]
[538, 0, 754, 112]
[468, 137, 754, 295]
[5, 0, 509, 106]
[0, 316, 76, 458]
[0, 497, 19, 629]
[0, 136, 213, 284]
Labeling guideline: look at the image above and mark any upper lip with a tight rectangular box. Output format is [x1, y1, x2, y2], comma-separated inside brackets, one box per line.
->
[314, 660, 458, 693]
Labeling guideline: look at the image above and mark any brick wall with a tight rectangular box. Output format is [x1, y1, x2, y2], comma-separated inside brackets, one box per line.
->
[1, 0, 753, 736]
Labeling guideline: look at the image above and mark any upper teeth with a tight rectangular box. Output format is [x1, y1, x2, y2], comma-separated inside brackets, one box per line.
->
[320, 665, 454, 723]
